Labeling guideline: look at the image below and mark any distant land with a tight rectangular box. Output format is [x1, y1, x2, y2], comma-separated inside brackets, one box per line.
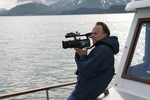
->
[61, 5, 131, 15]
[0, 2, 133, 16]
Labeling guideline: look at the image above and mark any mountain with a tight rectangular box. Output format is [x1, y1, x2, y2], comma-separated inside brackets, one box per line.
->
[61, 7, 106, 14]
[0, 3, 54, 16]
[49, 0, 130, 11]
[0, 0, 132, 16]
[49, 0, 85, 11]
[0, 8, 7, 13]
[61, 5, 130, 15]
[107, 5, 127, 13]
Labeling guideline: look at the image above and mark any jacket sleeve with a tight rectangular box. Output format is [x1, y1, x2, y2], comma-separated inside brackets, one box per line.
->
[76, 47, 112, 79]
[75, 52, 80, 63]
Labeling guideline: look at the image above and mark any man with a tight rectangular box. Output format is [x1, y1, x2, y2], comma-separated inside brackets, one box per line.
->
[67, 22, 119, 100]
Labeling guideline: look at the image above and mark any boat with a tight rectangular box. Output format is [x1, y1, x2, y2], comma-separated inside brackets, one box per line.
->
[104, 0, 150, 99]
[98, 0, 150, 99]
[0, 0, 150, 99]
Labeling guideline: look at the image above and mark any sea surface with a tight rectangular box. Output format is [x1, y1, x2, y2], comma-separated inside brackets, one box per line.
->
[0, 13, 134, 100]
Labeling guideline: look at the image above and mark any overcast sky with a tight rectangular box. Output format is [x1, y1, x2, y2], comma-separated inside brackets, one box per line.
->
[0, 0, 58, 10]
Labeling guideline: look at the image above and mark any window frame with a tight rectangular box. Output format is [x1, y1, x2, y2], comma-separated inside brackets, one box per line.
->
[122, 18, 150, 84]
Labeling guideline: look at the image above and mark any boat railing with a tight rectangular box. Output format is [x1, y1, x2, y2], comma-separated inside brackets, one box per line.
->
[0, 81, 76, 100]
[0, 73, 115, 99]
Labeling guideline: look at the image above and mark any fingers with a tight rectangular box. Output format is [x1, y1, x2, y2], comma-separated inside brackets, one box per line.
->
[74, 48, 87, 56]
[74, 48, 81, 51]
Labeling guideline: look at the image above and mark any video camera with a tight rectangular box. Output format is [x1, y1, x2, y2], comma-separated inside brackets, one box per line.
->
[62, 32, 92, 49]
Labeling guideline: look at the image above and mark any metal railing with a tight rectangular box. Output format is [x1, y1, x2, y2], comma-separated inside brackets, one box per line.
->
[0, 81, 76, 100]
[0, 73, 116, 99]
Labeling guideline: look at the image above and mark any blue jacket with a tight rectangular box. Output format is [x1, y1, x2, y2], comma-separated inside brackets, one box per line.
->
[72, 36, 119, 100]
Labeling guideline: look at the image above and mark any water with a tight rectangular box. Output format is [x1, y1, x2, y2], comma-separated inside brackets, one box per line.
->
[0, 13, 134, 100]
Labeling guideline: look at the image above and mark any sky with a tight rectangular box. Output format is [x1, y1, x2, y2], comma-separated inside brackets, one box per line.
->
[0, 0, 58, 10]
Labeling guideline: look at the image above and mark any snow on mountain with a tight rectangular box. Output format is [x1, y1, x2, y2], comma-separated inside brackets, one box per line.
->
[49, 0, 130, 11]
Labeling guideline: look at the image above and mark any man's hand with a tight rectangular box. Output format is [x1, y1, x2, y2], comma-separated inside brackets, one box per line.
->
[74, 48, 88, 56]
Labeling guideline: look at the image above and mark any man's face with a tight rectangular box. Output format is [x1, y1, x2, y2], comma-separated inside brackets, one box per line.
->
[90, 25, 107, 44]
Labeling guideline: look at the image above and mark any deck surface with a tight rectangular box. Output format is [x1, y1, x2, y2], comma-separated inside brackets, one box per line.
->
[96, 87, 124, 100]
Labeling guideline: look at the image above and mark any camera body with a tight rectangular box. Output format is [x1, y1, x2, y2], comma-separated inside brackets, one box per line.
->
[62, 32, 91, 49]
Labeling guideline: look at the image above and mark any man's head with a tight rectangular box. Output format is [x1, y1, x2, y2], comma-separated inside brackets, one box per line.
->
[90, 22, 110, 44]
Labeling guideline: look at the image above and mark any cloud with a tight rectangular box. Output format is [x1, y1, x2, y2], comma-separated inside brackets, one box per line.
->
[0, 0, 17, 10]
[0, 0, 59, 10]
[17, 0, 58, 5]
[17, 0, 43, 3]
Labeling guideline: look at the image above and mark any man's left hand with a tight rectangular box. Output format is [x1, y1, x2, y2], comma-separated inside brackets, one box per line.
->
[74, 48, 88, 56]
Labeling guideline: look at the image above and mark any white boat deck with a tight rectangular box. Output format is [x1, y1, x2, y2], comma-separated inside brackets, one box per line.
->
[96, 87, 123, 100]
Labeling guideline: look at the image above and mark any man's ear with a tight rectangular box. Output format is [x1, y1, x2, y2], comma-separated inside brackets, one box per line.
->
[103, 33, 108, 37]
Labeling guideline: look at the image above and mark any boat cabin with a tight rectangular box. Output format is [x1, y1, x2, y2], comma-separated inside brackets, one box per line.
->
[113, 0, 150, 99]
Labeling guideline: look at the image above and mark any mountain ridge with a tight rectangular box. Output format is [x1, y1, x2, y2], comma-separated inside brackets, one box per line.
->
[0, 3, 54, 16]
[0, 0, 132, 16]
[49, 0, 130, 11]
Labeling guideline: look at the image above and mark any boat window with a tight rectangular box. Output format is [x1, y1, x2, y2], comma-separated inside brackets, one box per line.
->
[127, 22, 150, 79]
[122, 18, 150, 84]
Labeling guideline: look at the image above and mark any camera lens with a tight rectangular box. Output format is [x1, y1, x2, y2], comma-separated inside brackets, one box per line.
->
[62, 40, 78, 49]
[62, 41, 69, 49]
